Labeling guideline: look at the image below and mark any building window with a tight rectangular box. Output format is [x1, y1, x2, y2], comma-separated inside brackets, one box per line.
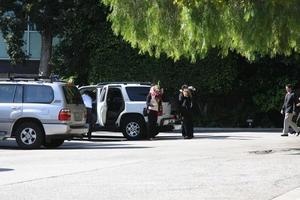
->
[0, 32, 8, 59]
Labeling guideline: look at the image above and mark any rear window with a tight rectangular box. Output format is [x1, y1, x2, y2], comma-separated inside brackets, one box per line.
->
[0, 84, 16, 103]
[63, 85, 83, 104]
[24, 85, 54, 103]
[126, 86, 150, 101]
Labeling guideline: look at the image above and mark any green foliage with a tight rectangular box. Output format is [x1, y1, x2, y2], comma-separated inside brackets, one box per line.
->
[102, 0, 300, 61]
[53, 0, 107, 83]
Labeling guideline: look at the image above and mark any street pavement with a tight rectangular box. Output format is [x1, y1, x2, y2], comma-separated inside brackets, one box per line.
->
[1, 131, 300, 200]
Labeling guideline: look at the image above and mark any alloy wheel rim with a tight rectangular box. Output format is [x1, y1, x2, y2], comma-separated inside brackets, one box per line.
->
[20, 128, 37, 145]
[126, 122, 140, 137]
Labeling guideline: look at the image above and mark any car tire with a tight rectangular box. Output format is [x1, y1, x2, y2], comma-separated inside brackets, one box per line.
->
[15, 122, 44, 149]
[121, 116, 146, 140]
[43, 139, 65, 149]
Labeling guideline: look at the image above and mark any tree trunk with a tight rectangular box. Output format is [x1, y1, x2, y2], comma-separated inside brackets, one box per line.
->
[39, 31, 52, 76]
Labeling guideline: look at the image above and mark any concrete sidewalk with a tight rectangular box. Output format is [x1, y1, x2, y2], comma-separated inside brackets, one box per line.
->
[1, 131, 300, 200]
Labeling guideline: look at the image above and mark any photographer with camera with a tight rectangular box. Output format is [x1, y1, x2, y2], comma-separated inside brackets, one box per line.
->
[179, 85, 194, 139]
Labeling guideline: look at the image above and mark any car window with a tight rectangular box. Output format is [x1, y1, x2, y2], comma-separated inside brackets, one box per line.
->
[13, 85, 23, 103]
[24, 85, 54, 103]
[0, 84, 16, 103]
[80, 88, 97, 101]
[63, 85, 83, 104]
[125, 86, 150, 101]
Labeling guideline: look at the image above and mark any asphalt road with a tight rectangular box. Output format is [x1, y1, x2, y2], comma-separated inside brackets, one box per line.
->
[1, 131, 300, 200]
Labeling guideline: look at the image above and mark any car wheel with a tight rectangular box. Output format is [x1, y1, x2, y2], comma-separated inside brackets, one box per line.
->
[15, 122, 44, 149]
[43, 139, 65, 149]
[122, 116, 146, 140]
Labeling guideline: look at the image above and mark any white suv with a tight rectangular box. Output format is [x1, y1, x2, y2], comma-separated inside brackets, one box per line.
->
[0, 76, 88, 149]
[79, 82, 175, 140]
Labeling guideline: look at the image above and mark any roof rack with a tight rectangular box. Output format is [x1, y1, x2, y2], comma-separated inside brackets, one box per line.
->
[97, 82, 152, 86]
[0, 74, 63, 83]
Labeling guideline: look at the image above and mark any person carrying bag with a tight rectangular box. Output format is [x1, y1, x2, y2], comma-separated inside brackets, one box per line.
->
[146, 85, 162, 140]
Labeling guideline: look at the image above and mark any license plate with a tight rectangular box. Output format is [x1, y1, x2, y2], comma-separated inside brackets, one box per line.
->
[163, 119, 175, 126]
[174, 124, 182, 130]
[74, 112, 82, 121]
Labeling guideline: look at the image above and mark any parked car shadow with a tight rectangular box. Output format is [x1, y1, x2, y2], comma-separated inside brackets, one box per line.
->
[156, 134, 256, 141]
[84, 133, 256, 141]
[0, 139, 152, 150]
[58, 142, 153, 150]
[0, 133, 256, 150]
[74, 135, 127, 142]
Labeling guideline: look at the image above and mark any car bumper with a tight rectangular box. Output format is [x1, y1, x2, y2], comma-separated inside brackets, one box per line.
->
[43, 124, 88, 136]
[159, 117, 175, 127]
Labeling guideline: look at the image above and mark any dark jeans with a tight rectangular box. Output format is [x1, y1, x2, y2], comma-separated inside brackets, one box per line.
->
[147, 110, 158, 139]
[182, 112, 194, 138]
[86, 108, 94, 139]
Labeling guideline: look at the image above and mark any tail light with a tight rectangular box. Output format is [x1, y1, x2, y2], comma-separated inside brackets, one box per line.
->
[58, 109, 71, 121]
[84, 109, 87, 120]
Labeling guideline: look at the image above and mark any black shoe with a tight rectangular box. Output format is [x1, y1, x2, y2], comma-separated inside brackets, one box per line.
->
[281, 134, 288, 137]
[297, 132, 300, 136]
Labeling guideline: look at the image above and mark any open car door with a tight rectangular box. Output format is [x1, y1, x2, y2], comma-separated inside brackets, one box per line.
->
[97, 85, 108, 126]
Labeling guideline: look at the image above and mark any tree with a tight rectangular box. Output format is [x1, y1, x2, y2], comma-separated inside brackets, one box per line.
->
[0, 1, 28, 65]
[53, 0, 107, 83]
[102, 0, 300, 61]
[0, 0, 82, 76]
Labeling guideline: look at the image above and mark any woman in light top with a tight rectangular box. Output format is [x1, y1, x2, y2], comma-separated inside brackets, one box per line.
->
[146, 85, 163, 140]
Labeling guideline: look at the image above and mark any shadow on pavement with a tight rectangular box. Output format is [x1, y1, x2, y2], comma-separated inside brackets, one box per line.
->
[0, 139, 152, 150]
[0, 133, 257, 150]
[156, 134, 256, 141]
[0, 168, 14, 172]
[74, 135, 126, 142]
[58, 142, 152, 150]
